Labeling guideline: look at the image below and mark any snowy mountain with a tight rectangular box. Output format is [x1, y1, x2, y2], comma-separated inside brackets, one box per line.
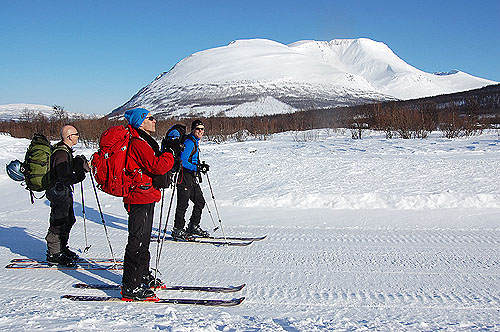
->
[110, 38, 497, 118]
[0, 104, 92, 121]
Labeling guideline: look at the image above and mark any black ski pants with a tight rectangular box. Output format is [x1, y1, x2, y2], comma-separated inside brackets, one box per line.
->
[45, 183, 76, 255]
[174, 170, 205, 230]
[122, 202, 155, 290]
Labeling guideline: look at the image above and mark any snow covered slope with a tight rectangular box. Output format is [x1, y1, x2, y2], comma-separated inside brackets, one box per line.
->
[0, 104, 91, 121]
[1, 130, 500, 330]
[111, 38, 497, 118]
[291, 38, 496, 99]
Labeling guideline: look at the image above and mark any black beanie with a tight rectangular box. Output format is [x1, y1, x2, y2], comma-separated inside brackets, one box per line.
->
[191, 119, 204, 131]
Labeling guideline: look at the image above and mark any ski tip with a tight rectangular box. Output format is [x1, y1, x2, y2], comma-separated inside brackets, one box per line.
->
[62, 295, 85, 301]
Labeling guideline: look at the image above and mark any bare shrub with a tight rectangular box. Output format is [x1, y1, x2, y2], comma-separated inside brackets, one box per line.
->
[292, 130, 319, 142]
[439, 110, 484, 138]
[372, 105, 434, 139]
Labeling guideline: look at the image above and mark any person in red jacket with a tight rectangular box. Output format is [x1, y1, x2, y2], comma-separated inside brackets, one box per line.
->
[121, 107, 176, 301]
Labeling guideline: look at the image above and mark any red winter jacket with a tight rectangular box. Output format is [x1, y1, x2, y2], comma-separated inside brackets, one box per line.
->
[123, 127, 174, 205]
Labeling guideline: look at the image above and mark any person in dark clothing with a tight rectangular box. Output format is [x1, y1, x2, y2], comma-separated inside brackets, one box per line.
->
[171, 119, 210, 241]
[45, 125, 90, 267]
[121, 107, 176, 301]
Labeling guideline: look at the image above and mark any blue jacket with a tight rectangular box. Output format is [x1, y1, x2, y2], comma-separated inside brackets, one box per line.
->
[180, 134, 199, 172]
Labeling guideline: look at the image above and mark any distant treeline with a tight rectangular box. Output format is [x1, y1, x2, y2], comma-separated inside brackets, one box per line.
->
[1, 84, 499, 144]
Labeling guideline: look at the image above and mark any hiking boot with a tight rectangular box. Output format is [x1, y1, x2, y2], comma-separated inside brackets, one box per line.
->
[142, 271, 164, 289]
[61, 246, 79, 261]
[121, 285, 158, 301]
[185, 224, 209, 238]
[46, 252, 76, 267]
[171, 227, 192, 241]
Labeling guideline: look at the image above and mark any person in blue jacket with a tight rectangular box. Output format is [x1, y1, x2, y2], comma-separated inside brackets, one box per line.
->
[171, 119, 210, 240]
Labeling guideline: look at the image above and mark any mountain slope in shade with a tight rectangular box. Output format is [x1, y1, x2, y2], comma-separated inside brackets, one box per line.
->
[108, 38, 496, 118]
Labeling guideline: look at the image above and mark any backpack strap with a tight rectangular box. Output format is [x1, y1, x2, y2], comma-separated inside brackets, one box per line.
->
[125, 136, 144, 188]
[49, 143, 75, 191]
[184, 135, 198, 164]
[51, 144, 73, 167]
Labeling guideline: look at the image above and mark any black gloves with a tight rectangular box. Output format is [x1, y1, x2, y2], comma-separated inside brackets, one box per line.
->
[198, 162, 210, 174]
[161, 137, 183, 157]
[74, 155, 91, 173]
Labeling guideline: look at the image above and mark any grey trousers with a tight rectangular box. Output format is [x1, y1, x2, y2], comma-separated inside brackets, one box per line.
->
[45, 183, 76, 254]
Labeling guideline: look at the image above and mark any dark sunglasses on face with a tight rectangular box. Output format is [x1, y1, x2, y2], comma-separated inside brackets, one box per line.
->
[195, 127, 204, 131]
[146, 116, 156, 121]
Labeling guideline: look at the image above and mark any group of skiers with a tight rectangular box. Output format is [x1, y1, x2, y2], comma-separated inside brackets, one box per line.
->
[44, 107, 210, 301]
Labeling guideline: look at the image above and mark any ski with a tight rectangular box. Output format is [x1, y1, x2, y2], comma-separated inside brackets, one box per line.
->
[189, 238, 253, 246]
[10, 257, 123, 264]
[203, 235, 266, 242]
[151, 236, 253, 246]
[62, 295, 245, 306]
[152, 234, 267, 242]
[74, 283, 246, 293]
[5, 262, 123, 270]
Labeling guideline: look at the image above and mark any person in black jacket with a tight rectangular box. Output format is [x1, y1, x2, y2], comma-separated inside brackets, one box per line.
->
[45, 125, 90, 267]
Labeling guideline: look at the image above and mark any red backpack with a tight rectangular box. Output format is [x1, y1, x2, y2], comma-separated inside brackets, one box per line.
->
[91, 125, 133, 197]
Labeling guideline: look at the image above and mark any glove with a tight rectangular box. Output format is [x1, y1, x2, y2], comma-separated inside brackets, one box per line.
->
[75, 154, 88, 162]
[198, 162, 210, 174]
[74, 155, 91, 173]
[161, 137, 183, 157]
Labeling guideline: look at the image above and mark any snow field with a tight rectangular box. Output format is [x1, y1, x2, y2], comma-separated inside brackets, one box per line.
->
[0, 129, 499, 331]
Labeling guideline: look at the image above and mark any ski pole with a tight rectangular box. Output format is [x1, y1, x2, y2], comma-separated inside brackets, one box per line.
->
[198, 173, 223, 240]
[153, 172, 179, 290]
[89, 172, 118, 268]
[152, 187, 166, 290]
[204, 172, 227, 242]
[81, 181, 91, 254]
[155, 188, 166, 244]
[204, 197, 219, 233]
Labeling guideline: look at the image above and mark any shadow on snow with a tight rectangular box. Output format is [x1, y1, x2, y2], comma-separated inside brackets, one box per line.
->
[0, 225, 122, 293]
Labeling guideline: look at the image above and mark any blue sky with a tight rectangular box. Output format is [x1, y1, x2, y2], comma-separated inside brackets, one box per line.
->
[1, 0, 499, 115]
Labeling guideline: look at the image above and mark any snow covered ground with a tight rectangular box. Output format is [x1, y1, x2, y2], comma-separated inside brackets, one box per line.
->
[1, 128, 500, 331]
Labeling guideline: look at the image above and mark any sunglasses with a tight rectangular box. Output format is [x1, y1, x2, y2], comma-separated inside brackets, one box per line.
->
[195, 127, 205, 131]
[146, 116, 156, 121]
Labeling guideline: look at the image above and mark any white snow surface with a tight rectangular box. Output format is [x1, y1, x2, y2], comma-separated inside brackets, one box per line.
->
[1, 129, 500, 331]
[0, 104, 95, 121]
[225, 96, 296, 117]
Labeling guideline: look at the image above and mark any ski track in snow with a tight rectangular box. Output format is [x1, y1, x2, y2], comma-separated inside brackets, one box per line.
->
[0, 130, 500, 331]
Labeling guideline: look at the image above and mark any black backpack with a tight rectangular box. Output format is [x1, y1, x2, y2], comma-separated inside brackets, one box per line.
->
[153, 124, 192, 188]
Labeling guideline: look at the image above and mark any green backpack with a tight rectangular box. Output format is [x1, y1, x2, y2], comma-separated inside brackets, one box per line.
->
[23, 134, 68, 201]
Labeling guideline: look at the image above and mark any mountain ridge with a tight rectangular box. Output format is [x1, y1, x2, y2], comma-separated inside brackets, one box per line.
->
[110, 38, 496, 119]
